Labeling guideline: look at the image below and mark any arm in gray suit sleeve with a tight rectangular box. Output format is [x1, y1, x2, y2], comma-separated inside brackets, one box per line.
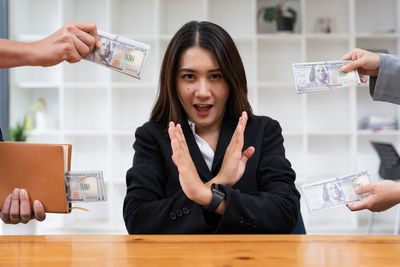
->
[369, 53, 400, 105]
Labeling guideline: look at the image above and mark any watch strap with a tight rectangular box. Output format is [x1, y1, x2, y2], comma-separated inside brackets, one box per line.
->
[203, 183, 225, 212]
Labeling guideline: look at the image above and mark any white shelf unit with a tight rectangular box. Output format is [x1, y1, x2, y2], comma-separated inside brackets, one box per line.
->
[7, 0, 400, 235]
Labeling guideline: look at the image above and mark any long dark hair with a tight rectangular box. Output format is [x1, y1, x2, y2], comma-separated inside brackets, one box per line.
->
[150, 21, 253, 126]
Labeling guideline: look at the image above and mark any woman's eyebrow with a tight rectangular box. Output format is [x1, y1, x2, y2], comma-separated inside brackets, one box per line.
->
[177, 68, 221, 73]
[208, 68, 221, 73]
[177, 68, 197, 73]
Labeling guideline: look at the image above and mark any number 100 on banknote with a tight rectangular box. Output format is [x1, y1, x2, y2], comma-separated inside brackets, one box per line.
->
[292, 60, 361, 94]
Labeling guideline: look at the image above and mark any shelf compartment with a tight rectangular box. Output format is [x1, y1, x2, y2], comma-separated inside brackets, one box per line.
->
[159, 0, 205, 35]
[109, 183, 128, 227]
[283, 135, 304, 177]
[306, 38, 349, 62]
[110, 0, 157, 36]
[235, 39, 255, 85]
[356, 86, 399, 131]
[256, 0, 301, 34]
[257, 38, 301, 83]
[210, 0, 255, 35]
[13, 66, 60, 84]
[63, 0, 108, 31]
[111, 87, 157, 131]
[355, 0, 398, 34]
[63, 135, 109, 175]
[111, 135, 135, 179]
[63, 60, 110, 84]
[258, 86, 303, 132]
[306, 135, 352, 179]
[305, 0, 349, 34]
[11, 0, 60, 35]
[63, 87, 108, 130]
[10, 87, 59, 132]
[356, 38, 399, 55]
[307, 88, 351, 132]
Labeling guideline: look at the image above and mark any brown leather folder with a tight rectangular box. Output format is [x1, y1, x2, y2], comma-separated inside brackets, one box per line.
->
[0, 142, 72, 213]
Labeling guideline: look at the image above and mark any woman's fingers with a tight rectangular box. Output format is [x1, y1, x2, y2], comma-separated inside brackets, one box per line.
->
[241, 146, 255, 164]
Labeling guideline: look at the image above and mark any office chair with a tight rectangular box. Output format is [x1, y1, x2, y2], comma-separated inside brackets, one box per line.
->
[368, 141, 400, 235]
[291, 212, 306, 234]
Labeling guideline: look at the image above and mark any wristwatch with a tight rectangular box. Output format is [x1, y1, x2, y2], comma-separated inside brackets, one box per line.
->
[203, 183, 225, 212]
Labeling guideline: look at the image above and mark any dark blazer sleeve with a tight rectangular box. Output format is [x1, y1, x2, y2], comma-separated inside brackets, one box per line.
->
[123, 123, 212, 234]
[369, 53, 400, 105]
[214, 119, 300, 234]
[0, 128, 3, 141]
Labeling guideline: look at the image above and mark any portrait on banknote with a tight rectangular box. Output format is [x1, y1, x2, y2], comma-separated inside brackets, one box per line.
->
[321, 182, 345, 208]
[86, 36, 112, 66]
[307, 64, 330, 89]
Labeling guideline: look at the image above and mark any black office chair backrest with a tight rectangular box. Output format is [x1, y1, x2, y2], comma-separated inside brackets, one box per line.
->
[371, 141, 400, 180]
[290, 212, 306, 234]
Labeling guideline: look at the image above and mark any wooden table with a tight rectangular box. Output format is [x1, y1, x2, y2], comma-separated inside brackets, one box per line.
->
[0, 235, 399, 266]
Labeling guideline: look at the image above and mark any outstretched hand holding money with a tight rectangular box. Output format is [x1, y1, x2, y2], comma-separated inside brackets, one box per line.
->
[340, 48, 381, 83]
[0, 22, 100, 68]
[347, 180, 400, 212]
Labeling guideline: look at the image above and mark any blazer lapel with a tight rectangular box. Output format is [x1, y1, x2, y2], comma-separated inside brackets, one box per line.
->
[181, 119, 213, 181]
[211, 116, 237, 175]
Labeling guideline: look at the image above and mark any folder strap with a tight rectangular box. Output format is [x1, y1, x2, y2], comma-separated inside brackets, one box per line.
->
[69, 207, 90, 212]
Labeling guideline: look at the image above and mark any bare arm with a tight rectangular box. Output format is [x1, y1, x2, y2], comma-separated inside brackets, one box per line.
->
[0, 22, 99, 68]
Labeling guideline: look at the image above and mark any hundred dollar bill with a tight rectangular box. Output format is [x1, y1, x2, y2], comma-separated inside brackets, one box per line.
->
[301, 171, 370, 213]
[84, 30, 150, 79]
[65, 171, 107, 202]
[292, 60, 361, 94]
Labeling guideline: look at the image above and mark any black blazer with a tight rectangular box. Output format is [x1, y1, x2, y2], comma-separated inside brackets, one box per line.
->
[123, 115, 300, 234]
[0, 128, 3, 141]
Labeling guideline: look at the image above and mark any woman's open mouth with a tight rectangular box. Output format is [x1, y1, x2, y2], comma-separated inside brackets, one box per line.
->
[194, 104, 213, 115]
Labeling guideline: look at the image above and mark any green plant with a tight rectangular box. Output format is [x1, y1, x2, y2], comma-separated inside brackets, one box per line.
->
[8, 117, 32, 142]
[259, 1, 297, 25]
[30, 98, 47, 113]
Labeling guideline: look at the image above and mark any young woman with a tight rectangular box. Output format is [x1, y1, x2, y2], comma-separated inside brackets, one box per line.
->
[123, 21, 300, 234]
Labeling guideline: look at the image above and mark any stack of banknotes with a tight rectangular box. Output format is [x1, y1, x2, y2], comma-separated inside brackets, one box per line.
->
[65, 171, 106, 202]
[84, 30, 151, 79]
[292, 60, 361, 94]
[302, 171, 370, 213]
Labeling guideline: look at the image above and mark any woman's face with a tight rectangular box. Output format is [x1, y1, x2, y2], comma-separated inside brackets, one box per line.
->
[176, 46, 230, 132]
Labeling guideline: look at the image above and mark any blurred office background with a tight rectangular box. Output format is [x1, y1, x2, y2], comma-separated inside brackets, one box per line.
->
[1, 0, 400, 235]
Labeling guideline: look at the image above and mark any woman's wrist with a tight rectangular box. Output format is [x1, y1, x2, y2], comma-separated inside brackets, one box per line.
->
[192, 184, 213, 206]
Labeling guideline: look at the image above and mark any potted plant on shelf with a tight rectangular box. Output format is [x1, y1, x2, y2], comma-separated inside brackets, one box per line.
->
[8, 116, 32, 142]
[259, 1, 297, 32]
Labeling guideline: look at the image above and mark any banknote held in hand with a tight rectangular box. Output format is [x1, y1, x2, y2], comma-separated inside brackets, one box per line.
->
[84, 30, 151, 79]
[293, 60, 361, 94]
[302, 171, 371, 213]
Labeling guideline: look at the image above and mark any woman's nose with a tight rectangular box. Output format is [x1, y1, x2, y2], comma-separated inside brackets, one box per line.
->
[195, 79, 211, 97]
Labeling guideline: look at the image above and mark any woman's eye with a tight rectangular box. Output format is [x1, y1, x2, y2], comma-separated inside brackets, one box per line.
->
[182, 74, 195, 79]
[210, 73, 222, 79]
